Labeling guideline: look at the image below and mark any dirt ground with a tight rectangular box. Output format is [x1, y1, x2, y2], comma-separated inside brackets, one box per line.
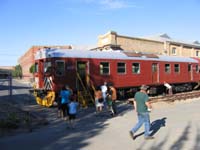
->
[0, 95, 48, 137]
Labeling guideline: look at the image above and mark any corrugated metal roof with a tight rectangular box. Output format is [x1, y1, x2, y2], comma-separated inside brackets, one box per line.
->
[35, 49, 198, 63]
[144, 34, 200, 48]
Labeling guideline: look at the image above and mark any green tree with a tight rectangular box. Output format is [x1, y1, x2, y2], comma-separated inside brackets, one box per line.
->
[12, 64, 22, 79]
[29, 64, 35, 74]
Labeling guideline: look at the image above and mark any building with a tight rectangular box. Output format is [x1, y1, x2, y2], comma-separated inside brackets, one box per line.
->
[97, 31, 200, 57]
[18, 45, 72, 81]
[0, 66, 14, 74]
[0, 66, 14, 70]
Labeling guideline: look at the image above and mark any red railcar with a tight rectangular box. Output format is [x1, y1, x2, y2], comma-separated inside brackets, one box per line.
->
[33, 48, 200, 106]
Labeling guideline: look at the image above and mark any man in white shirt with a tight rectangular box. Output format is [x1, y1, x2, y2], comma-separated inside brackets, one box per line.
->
[164, 81, 173, 95]
[101, 81, 108, 106]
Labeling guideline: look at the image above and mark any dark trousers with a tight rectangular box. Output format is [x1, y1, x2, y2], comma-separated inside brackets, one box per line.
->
[61, 103, 69, 117]
[112, 101, 117, 114]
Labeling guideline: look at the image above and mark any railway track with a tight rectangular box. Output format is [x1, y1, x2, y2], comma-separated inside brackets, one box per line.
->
[149, 90, 200, 103]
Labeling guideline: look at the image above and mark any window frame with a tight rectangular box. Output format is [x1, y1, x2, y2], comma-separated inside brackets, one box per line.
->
[196, 51, 199, 57]
[188, 64, 191, 72]
[117, 62, 126, 74]
[174, 64, 180, 73]
[55, 60, 65, 76]
[44, 61, 52, 73]
[172, 47, 176, 55]
[100, 62, 110, 75]
[132, 62, 140, 74]
[152, 63, 157, 72]
[35, 63, 38, 73]
[165, 64, 171, 73]
[196, 64, 199, 73]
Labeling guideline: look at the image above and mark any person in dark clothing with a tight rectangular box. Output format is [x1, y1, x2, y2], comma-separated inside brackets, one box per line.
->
[60, 85, 72, 120]
[56, 93, 62, 118]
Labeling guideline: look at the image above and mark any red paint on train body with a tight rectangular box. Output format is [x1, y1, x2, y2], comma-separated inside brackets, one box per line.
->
[33, 48, 200, 97]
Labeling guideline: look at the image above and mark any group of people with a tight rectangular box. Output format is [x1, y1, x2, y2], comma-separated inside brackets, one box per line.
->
[95, 82, 117, 116]
[57, 81, 169, 140]
[57, 85, 79, 128]
[57, 81, 118, 129]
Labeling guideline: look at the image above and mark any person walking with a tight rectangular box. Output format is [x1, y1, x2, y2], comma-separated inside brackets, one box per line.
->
[60, 85, 72, 120]
[107, 84, 117, 116]
[129, 85, 154, 140]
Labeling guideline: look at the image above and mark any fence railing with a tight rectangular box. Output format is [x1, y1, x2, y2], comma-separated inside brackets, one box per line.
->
[0, 73, 12, 96]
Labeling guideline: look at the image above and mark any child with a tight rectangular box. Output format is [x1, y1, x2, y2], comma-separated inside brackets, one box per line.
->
[107, 90, 114, 116]
[68, 96, 79, 129]
[95, 86, 104, 113]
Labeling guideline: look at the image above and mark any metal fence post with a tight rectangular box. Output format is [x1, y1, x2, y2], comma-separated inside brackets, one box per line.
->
[9, 73, 12, 96]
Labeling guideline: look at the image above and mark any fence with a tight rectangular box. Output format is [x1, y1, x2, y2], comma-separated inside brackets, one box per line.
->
[0, 73, 12, 96]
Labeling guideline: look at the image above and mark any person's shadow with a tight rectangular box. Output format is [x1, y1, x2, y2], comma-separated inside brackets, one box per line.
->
[150, 117, 167, 136]
[134, 117, 167, 139]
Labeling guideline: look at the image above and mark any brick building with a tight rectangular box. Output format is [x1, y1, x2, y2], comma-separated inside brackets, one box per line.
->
[18, 45, 72, 81]
[97, 31, 200, 57]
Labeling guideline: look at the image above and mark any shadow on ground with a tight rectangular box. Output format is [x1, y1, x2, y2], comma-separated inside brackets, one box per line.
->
[136, 122, 193, 150]
[133, 117, 167, 140]
[0, 93, 133, 150]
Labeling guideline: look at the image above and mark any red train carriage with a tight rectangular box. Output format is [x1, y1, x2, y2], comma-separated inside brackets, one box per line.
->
[33, 48, 200, 107]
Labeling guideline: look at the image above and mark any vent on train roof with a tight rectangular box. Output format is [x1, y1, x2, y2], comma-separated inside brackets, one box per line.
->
[123, 52, 159, 58]
[144, 54, 159, 58]
[123, 52, 143, 57]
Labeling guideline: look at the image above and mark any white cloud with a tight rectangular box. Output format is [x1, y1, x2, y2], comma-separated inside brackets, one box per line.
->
[81, 0, 136, 10]
[99, 0, 135, 9]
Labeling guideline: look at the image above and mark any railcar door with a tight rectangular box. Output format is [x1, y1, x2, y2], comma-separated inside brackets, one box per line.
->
[152, 63, 159, 83]
[188, 64, 193, 81]
[76, 61, 88, 90]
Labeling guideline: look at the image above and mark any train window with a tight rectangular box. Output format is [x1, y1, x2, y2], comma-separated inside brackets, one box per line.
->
[196, 65, 199, 73]
[152, 64, 157, 72]
[44, 61, 52, 73]
[117, 62, 126, 74]
[55, 60, 65, 76]
[35, 63, 38, 73]
[100, 62, 110, 75]
[174, 64, 180, 73]
[188, 64, 191, 72]
[132, 63, 140, 74]
[165, 64, 171, 73]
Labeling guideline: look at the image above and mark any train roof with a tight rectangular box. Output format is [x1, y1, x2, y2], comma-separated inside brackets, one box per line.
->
[35, 48, 198, 63]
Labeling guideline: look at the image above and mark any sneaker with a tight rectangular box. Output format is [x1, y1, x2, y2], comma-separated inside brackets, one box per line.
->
[129, 131, 135, 140]
[63, 117, 68, 121]
[144, 136, 154, 140]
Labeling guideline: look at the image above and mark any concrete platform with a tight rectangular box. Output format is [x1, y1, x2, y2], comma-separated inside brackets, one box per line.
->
[0, 98, 200, 150]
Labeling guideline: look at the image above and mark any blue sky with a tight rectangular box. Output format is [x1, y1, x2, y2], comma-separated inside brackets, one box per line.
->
[0, 0, 200, 66]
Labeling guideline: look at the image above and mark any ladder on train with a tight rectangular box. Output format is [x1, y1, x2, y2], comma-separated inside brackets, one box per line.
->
[76, 72, 95, 108]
